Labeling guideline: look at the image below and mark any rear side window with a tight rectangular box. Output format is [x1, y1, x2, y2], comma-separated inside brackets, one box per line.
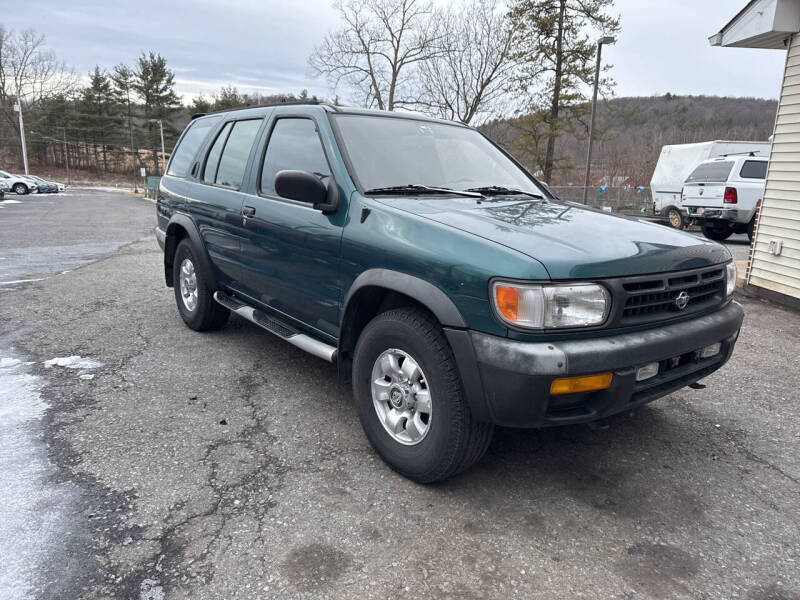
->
[260, 118, 330, 196]
[167, 116, 221, 177]
[203, 122, 233, 183]
[685, 161, 734, 183]
[212, 119, 262, 189]
[740, 160, 768, 179]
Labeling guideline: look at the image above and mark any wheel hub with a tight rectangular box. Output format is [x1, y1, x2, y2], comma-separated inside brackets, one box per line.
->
[179, 258, 198, 312]
[370, 348, 432, 445]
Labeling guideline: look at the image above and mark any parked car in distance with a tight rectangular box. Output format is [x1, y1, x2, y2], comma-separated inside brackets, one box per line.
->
[650, 140, 770, 229]
[681, 155, 767, 241]
[0, 179, 8, 199]
[0, 170, 38, 194]
[26, 175, 60, 193]
[156, 103, 744, 482]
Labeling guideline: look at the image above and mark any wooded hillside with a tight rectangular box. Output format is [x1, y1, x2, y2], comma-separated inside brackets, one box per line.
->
[481, 94, 778, 186]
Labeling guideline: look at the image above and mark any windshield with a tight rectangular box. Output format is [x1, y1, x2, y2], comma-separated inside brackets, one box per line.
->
[333, 114, 543, 194]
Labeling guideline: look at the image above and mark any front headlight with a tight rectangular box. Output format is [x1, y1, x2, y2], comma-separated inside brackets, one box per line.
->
[492, 281, 610, 329]
[725, 261, 737, 296]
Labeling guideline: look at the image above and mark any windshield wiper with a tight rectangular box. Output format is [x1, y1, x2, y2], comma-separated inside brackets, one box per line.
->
[464, 186, 543, 200]
[365, 184, 483, 198]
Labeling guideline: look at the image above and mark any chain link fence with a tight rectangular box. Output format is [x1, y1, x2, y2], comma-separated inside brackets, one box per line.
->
[548, 186, 655, 217]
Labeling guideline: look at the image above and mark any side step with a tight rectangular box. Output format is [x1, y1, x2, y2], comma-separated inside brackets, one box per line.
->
[213, 291, 337, 363]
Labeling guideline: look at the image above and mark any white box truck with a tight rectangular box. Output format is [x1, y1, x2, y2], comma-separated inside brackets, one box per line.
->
[650, 140, 770, 228]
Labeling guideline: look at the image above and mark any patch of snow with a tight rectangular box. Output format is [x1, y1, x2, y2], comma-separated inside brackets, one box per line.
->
[139, 578, 165, 600]
[0, 277, 47, 286]
[0, 199, 22, 204]
[0, 353, 85, 598]
[78, 374, 94, 380]
[43, 355, 103, 370]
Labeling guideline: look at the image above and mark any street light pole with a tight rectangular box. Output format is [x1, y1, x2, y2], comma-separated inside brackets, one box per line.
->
[582, 36, 616, 204]
[14, 93, 30, 175]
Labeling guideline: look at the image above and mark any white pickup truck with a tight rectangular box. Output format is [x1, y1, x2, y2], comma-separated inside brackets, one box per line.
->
[681, 155, 767, 241]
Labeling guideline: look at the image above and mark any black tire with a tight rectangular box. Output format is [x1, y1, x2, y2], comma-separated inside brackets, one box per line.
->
[665, 206, 684, 229]
[13, 183, 27, 195]
[172, 238, 229, 331]
[702, 222, 734, 241]
[352, 307, 493, 483]
[747, 217, 755, 241]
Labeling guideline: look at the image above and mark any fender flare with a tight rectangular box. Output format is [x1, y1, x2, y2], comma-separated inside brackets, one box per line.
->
[343, 269, 467, 328]
[164, 213, 218, 289]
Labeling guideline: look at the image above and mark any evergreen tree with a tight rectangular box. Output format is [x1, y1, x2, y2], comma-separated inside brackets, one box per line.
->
[78, 66, 119, 171]
[132, 51, 181, 172]
[190, 94, 212, 114]
[509, 0, 619, 183]
[111, 63, 139, 178]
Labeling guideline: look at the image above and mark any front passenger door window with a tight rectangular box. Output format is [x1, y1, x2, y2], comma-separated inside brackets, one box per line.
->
[260, 118, 330, 196]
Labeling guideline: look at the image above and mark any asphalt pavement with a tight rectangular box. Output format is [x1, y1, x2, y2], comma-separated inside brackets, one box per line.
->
[0, 190, 798, 600]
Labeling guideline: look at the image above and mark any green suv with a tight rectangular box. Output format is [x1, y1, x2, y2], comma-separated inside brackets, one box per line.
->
[156, 103, 743, 482]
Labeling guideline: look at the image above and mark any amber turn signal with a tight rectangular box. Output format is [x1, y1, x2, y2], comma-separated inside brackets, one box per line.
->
[495, 285, 519, 321]
[550, 372, 613, 395]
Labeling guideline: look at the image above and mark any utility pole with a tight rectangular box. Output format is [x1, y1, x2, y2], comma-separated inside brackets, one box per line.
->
[582, 36, 616, 204]
[58, 126, 70, 185]
[149, 119, 166, 175]
[14, 95, 29, 175]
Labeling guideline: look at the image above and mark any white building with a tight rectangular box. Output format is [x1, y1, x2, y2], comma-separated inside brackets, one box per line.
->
[712, 0, 800, 307]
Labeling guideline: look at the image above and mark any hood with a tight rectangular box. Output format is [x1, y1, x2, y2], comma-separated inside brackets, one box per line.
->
[375, 196, 730, 279]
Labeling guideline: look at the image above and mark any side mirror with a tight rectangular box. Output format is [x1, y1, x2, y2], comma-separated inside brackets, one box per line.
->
[274, 170, 339, 214]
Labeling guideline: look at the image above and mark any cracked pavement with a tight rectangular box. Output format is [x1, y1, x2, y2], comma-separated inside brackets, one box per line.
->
[0, 189, 798, 599]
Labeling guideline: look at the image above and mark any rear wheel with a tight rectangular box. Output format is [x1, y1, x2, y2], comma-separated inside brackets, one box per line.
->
[352, 307, 493, 483]
[172, 239, 229, 331]
[666, 207, 684, 229]
[702, 222, 734, 241]
[747, 217, 755, 241]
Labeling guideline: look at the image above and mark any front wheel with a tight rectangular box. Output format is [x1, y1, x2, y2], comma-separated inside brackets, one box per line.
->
[702, 222, 734, 241]
[172, 239, 229, 331]
[352, 307, 493, 483]
[13, 183, 28, 195]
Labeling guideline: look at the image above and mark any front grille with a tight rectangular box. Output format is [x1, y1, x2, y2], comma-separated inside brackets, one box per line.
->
[615, 265, 726, 326]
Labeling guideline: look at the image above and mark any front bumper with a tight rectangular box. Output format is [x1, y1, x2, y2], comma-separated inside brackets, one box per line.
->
[449, 301, 743, 427]
[155, 226, 166, 251]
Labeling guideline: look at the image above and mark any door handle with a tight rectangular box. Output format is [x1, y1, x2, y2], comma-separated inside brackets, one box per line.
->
[242, 206, 256, 218]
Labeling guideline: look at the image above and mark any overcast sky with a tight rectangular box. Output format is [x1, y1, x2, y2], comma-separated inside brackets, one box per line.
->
[6, 0, 788, 103]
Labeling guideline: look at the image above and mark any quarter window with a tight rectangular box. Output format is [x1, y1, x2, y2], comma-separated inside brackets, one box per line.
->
[260, 118, 330, 196]
[739, 160, 767, 179]
[211, 119, 262, 189]
[167, 116, 221, 177]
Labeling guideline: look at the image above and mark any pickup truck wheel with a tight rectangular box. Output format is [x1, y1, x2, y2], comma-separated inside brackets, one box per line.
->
[352, 307, 493, 483]
[747, 218, 755, 241]
[13, 183, 28, 195]
[172, 239, 229, 331]
[667, 207, 684, 229]
[702, 222, 734, 241]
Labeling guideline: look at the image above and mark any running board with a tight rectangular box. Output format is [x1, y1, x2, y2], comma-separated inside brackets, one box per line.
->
[213, 291, 337, 363]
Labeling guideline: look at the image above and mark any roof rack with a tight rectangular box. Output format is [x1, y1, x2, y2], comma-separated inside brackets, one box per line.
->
[193, 100, 340, 118]
[720, 150, 763, 157]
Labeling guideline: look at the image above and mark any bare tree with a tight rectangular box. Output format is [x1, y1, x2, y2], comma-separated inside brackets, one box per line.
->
[309, 0, 440, 110]
[413, 0, 516, 124]
[0, 27, 76, 133]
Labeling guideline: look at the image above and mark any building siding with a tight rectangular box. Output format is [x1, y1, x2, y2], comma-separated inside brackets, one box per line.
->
[747, 32, 800, 299]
